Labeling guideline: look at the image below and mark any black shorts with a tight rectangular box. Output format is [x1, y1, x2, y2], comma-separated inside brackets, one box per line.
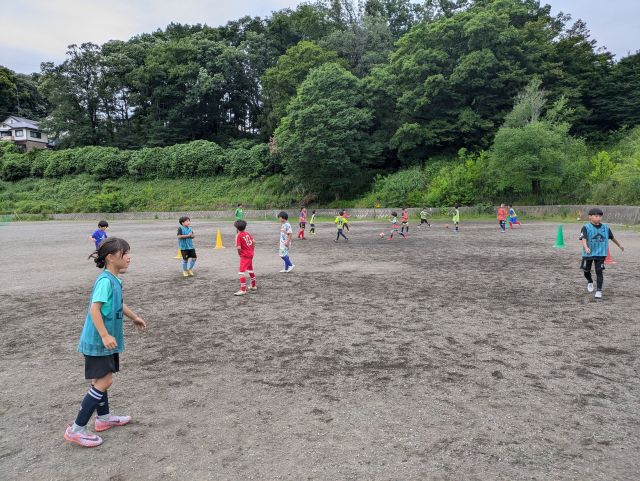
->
[181, 249, 197, 261]
[85, 353, 119, 380]
[581, 257, 606, 271]
[299, 222, 306, 229]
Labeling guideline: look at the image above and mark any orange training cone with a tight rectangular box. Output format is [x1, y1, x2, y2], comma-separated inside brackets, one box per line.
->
[174, 249, 182, 259]
[604, 247, 616, 264]
[215, 228, 225, 249]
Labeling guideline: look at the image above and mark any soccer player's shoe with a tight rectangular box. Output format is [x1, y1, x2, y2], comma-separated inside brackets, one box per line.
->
[95, 415, 132, 432]
[234, 290, 247, 296]
[187, 269, 195, 276]
[182, 271, 189, 277]
[248, 286, 257, 291]
[587, 283, 594, 293]
[286, 264, 295, 272]
[64, 425, 103, 447]
[595, 291, 602, 299]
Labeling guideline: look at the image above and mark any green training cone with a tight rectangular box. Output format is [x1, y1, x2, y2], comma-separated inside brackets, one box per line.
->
[553, 224, 566, 248]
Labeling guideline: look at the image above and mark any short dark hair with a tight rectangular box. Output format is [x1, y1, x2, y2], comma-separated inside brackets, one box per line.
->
[312, 210, 316, 214]
[98, 220, 109, 228]
[238, 203, 242, 207]
[455, 205, 460, 209]
[89, 237, 130, 269]
[179, 216, 190, 225]
[234, 220, 247, 231]
[278, 211, 288, 220]
[339, 210, 344, 215]
[588, 207, 604, 216]
[391, 211, 397, 217]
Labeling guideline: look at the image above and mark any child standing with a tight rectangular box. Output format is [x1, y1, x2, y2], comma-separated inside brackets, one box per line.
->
[419, 208, 431, 227]
[508, 204, 522, 228]
[297, 207, 307, 240]
[177, 216, 197, 277]
[234, 203, 244, 221]
[497, 204, 508, 233]
[334, 210, 349, 242]
[580, 208, 624, 299]
[278, 211, 295, 273]
[89, 220, 109, 249]
[64, 238, 146, 448]
[386, 211, 406, 240]
[309, 210, 317, 235]
[400, 207, 409, 235]
[452, 205, 460, 232]
[234, 220, 257, 296]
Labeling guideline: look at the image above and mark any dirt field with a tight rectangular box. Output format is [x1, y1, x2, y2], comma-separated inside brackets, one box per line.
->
[0, 218, 639, 481]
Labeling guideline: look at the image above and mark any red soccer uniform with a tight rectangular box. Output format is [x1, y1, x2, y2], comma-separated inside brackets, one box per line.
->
[401, 211, 408, 222]
[236, 231, 255, 272]
[497, 208, 508, 221]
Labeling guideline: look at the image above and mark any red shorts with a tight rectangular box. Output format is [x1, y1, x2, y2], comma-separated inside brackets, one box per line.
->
[239, 257, 254, 273]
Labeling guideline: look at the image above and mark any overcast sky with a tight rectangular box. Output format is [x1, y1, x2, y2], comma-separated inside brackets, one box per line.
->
[1, 0, 638, 74]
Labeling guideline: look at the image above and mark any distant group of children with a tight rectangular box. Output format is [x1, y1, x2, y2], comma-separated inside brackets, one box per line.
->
[67, 203, 626, 448]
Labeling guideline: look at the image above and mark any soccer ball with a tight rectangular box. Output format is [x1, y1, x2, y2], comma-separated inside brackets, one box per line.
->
[379, 232, 385, 238]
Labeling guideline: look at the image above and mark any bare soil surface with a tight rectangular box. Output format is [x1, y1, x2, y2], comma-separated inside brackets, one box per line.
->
[1, 219, 639, 481]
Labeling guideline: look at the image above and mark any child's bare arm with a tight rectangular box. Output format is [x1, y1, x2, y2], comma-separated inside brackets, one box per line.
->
[123, 303, 146, 329]
[612, 238, 624, 252]
[581, 238, 590, 254]
[90, 302, 117, 349]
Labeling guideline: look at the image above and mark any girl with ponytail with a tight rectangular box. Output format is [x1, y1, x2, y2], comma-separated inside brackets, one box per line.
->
[63, 237, 147, 447]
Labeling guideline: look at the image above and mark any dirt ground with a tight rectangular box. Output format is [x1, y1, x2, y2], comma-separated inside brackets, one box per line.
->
[0, 218, 639, 481]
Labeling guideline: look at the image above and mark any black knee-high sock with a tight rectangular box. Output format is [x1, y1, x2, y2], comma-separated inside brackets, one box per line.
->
[96, 389, 109, 416]
[595, 267, 604, 290]
[584, 270, 593, 283]
[75, 386, 105, 427]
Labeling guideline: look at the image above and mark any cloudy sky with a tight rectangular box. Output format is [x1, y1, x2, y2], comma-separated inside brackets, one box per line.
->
[1, 0, 638, 74]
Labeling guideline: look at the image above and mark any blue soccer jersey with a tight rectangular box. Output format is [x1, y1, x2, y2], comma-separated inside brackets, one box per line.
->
[177, 226, 194, 250]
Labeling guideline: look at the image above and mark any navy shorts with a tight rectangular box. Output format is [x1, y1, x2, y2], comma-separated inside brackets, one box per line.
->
[84, 353, 119, 379]
[180, 249, 197, 261]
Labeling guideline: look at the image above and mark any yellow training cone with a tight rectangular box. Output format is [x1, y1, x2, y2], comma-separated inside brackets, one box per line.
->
[174, 249, 182, 259]
[215, 228, 225, 249]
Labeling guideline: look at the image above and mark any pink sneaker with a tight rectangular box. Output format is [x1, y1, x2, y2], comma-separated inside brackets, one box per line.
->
[64, 425, 103, 447]
[95, 415, 132, 432]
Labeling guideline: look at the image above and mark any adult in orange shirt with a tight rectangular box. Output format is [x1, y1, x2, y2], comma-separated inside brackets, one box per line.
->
[497, 204, 508, 233]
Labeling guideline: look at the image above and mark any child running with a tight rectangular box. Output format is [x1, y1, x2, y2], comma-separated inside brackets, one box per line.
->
[400, 207, 409, 235]
[508, 204, 522, 228]
[89, 220, 109, 250]
[334, 210, 349, 242]
[278, 211, 295, 273]
[297, 207, 307, 240]
[343, 210, 350, 231]
[309, 210, 317, 235]
[177, 216, 197, 277]
[497, 204, 508, 233]
[419, 208, 431, 227]
[580, 207, 624, 299]
[63, 237, 146, 447]
[452, 205, 460, 232]
[234, 220, 257, 296]
[386, 211, 406, 240]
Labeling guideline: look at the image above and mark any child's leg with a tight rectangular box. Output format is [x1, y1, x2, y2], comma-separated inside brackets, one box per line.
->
[188, 257, 196, 270]
[249, 270, 256, 287]
[239, 270, 247, 292]
[583, 259, 594, 284]
[182, 259, 188, 272]
[340, 230, 348, 240]
[336, 230, 341, 241]
[282, 255, 292, 269]
[455, 222, 459, 232]
[310, 225, 315, 234]
[74, 373, 112, 429]
[594, 260, 604, 291]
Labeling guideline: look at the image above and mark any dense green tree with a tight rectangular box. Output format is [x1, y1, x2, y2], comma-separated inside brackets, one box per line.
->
[260, 41, 341, 136]
[275, 63, 376, 199]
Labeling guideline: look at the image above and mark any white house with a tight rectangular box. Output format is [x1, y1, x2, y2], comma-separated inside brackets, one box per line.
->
[0, 116, 48, 151]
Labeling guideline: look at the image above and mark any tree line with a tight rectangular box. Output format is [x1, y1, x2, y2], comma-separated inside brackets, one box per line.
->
[0, 0, 639, 203]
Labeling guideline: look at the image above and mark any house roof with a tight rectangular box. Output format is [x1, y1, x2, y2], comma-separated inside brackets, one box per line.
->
[1, 116, 40, 130]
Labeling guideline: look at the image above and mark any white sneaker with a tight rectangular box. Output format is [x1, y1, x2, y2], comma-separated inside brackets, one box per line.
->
[234, 290, 247, 296]
[587, 283, 594, 293]
[279, 269, 287, 273]
[595, 291, 602, 299]
[286, 264, 295, 272]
